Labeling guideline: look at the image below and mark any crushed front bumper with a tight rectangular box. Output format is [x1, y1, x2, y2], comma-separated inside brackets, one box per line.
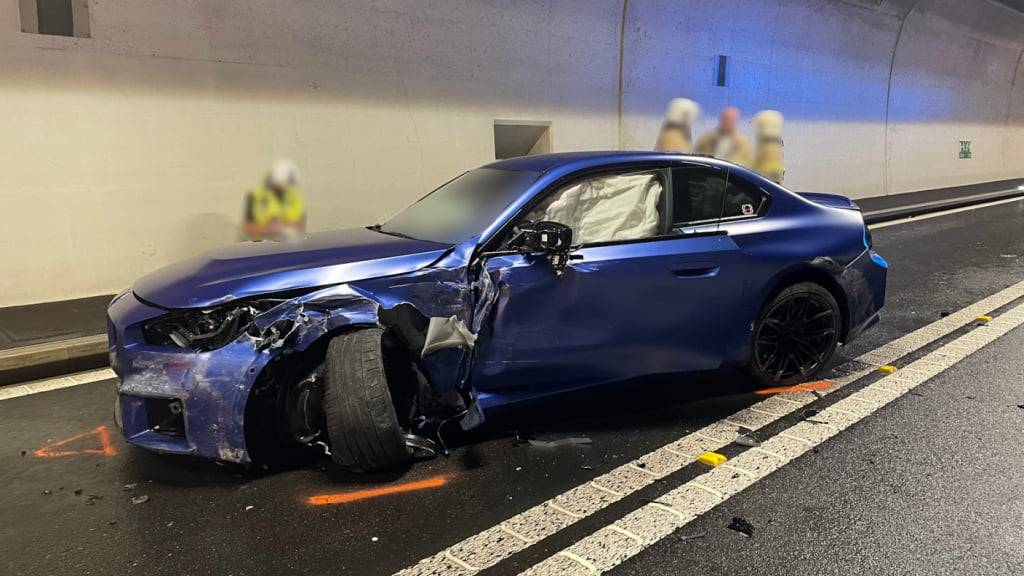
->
[108, 292, 271, 463]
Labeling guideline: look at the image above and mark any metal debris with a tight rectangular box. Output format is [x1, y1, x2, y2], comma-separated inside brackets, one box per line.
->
[727, 516, 755, 537]
[527, 437, 593, 449]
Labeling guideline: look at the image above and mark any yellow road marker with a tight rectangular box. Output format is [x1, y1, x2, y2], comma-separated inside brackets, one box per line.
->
[696, 452, 727, 467]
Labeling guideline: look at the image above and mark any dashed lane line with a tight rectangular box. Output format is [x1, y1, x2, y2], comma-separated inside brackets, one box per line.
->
[519, 300, 1024, 576]
[394, 280, 1024, 576]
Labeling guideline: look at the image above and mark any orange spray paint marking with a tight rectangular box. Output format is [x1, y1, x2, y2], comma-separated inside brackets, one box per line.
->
[306, 475, 448, 506]
[754, 379, 834, 396]
[34, 425, 117, 458]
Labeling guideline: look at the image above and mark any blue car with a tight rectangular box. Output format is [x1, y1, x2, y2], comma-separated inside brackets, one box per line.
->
[108, 152, 887, 471]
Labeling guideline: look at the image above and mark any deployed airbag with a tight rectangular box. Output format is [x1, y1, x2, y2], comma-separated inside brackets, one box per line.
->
[537, 173, 662, 244]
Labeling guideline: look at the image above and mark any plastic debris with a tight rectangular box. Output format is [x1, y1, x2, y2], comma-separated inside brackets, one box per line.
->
[85, 494, 103, 505]
[727, 516, 755, 537]
[527, 437, 592, 449]
[42, 489, 51, 495]
[877, 365, 897, 374]
[131, 495, 150, 505]
[371, 536, 379, 542]
[123, 483, 138, 491]
[245, 505, 254, 511]
[735, 433, 761, 448]
[697, 452, 727, 467]
[678, 532, 706, 542]
[977, 315, 992, 323]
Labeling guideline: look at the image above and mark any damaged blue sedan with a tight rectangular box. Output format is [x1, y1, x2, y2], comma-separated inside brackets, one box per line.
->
[108, 152, 887, 471]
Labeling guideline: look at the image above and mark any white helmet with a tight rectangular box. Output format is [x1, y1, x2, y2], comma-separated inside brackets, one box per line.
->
[665, 98, 700, 126]
[751, 110, 784, 139]
[266, 159, 300, 189]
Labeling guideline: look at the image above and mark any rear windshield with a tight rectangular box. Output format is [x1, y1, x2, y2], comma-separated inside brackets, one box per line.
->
[380, 168, 539, 244]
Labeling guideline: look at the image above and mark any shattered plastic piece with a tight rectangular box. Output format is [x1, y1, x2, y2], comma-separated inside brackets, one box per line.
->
[131, 495, 150, 505]
[977, 315, 992, 324]
[371, 536, 379, 542]
[735, 433, 761, 448]
[245, 505, 254, 511]
[122, 483, 138, 491]
[421, 315, 477, 356]
[527, 437, 593, 449]
[727, 516, 755, 537]
[678, 533, 707, 542]
[697, 451, 727, 467]
[877, 365, 897, 374]
[42, 489, 51, 495]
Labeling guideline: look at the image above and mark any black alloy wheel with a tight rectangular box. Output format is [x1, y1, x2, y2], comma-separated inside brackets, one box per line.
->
[751, 282, 841, 385]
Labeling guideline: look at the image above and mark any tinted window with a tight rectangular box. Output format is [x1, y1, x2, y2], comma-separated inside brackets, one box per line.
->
[381, 168, 539, 244]
[721, 175, 768, 219]
[670, 166, 727, 227]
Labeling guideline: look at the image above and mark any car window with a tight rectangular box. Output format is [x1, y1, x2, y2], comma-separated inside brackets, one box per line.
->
[381, 168, 540, 244]
[520, 171, 663, 245]
[670, 166, 727, 228]
[670, 166, 768, 231]
[721, 174, 768, 220]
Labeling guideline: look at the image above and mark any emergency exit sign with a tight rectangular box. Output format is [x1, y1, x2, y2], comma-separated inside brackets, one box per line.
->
[959, 140, 972, 159]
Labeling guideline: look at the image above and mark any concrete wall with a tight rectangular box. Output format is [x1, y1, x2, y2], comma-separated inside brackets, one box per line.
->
[0, 0, 1022, 306]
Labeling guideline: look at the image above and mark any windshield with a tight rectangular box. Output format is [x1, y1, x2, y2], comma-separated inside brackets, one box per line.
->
[379, 168, 540, 244]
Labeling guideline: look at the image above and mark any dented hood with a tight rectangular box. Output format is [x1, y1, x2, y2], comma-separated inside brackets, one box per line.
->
[133, 227, 450, 308]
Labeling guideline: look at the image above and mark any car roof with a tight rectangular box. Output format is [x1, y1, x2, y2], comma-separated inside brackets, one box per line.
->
[484, 150, 738, 175]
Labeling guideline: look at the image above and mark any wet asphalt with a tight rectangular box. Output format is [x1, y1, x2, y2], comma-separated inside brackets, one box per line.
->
[1, 199, 1022, 576]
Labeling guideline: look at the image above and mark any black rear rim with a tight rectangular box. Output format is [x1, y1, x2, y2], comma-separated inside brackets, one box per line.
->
[754, 292, 838, 381]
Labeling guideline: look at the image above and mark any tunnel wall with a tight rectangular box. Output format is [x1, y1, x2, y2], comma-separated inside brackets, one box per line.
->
[0, 0, 1022, 306]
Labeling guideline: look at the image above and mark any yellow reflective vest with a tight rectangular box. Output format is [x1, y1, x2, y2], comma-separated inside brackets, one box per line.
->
[247, 185, 305, 226]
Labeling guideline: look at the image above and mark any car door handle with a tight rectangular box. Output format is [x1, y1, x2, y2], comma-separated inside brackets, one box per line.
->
[671, 263, 720, 278]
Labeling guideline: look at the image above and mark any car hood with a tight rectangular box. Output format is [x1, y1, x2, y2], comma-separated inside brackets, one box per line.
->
[133, 227, 450, 308]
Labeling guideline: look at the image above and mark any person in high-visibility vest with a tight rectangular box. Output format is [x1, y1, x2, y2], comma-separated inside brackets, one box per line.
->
[751, 110, 785, 184]
[242, 159, 307, 241]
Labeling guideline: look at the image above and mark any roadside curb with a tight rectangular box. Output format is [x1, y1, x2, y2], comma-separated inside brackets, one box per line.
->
[0, 334, 108, 386]
[862, 188, 1024, 224]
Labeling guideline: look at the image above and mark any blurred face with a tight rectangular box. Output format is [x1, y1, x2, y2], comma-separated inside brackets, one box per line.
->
[719, 107, 740, 133]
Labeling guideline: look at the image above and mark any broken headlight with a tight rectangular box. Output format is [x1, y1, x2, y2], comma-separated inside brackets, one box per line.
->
[142, 305, 259, 351]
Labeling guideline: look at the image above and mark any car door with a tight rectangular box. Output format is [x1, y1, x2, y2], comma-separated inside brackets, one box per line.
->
[471, 164, 743, 396]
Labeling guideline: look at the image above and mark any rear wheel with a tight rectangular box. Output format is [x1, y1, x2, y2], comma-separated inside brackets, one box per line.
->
[748, 282, 840, 386]
[323, 328, 412, 472]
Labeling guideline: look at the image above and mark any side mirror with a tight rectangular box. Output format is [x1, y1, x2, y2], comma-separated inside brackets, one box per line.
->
[507, 221, 575, 274]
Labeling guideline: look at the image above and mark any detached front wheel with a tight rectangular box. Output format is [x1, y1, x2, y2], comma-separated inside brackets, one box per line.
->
[323, 328, 412, 472]
[748, 282, 841, 386]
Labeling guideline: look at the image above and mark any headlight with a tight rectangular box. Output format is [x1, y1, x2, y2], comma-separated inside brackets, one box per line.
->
[143, 305, 256, 351]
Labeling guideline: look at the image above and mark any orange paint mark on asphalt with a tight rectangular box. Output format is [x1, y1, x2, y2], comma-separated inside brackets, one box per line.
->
[307, 475, 449, 506]
[34, 425, 118, 458]
[754, 379, 834, 396]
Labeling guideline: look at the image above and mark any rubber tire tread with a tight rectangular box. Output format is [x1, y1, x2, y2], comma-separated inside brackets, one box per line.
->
[323, 328, 411, 471]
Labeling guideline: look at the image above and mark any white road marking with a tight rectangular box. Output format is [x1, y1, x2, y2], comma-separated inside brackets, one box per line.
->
[394, 280, 1024, 576]
[868, 195, 1024, 229]
[520, 301, 1024, 575]
[0, 367, 114, 401]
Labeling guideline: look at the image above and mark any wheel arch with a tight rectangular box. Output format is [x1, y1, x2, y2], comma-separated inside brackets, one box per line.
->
[757, 263, 852, 343]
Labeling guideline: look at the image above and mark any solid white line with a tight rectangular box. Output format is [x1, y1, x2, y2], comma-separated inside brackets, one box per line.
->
[519, 301, 1024, 576]
[0, 367, 115, 401]
[868, 196, 1024, 229]
[393, 280, 1024, 576]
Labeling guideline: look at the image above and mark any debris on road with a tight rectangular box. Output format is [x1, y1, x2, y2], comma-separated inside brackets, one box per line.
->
[735, 427, 761, 447]
[526, 437, 592, 449]
[42, 489, 51, 495]
[85, 494, 103, 505]
[245, 505, 254, 511]
[123, 483, 138, 491]
[678, 533, 706, 542]
[74, 489, 83, 496]
[131, 495, 150, 505]
[727, 516, 755, 537]
[878, 365, 898, 374]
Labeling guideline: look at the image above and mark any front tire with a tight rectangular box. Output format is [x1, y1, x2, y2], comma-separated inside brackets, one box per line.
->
[323, 328, 412, 472]
[747, 282, 841, 386]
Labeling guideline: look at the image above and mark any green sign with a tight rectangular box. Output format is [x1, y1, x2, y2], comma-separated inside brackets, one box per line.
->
[959, 140, 972, 159]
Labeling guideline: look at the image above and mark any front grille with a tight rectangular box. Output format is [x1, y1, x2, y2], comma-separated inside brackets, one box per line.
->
[145, 398, 186, 437]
